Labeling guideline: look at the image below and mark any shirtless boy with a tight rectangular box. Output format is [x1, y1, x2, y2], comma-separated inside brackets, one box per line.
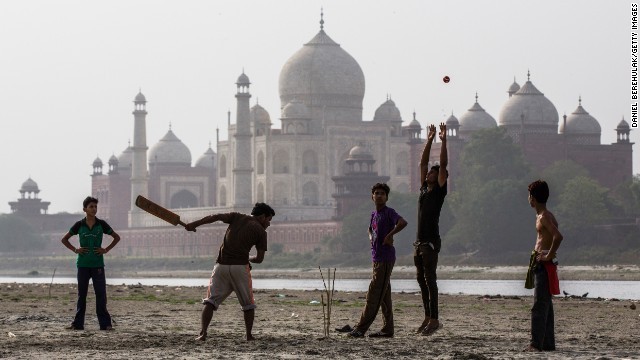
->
[526, 180, 563, 352]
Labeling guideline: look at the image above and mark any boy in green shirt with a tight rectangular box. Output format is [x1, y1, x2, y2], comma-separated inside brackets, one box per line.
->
[61, 196, 121, 330]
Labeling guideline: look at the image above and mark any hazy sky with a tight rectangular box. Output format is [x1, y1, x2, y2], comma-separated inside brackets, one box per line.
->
[0, 0, 632, 214]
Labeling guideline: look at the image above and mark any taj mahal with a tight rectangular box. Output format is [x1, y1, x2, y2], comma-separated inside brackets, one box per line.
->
[10, 14, 633, 256]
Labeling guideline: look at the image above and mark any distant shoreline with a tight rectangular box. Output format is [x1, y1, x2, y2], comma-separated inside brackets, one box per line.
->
[1, 265, 638, 281]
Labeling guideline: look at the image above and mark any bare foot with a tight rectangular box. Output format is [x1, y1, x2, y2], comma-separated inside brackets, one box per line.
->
[195, 333, 207, 341]
[416, 317, 431, 333]
[246, 334, 255, 341]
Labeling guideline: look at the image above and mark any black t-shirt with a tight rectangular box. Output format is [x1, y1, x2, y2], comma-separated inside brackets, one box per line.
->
[417, 181, 447, 242]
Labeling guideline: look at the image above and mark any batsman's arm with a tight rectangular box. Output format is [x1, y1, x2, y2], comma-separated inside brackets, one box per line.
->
[185, 214, 224, 232]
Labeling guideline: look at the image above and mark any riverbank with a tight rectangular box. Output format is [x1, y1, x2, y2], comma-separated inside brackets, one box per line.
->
[1, 283, 638, 359]
[3, 264, 639, 281]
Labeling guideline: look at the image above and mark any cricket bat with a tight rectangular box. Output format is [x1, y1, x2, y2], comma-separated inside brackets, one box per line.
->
[135, 195, 187, 227]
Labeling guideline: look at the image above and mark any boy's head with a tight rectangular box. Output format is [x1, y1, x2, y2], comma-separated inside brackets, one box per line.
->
[83, 196, 98, 209]
[371, 183, 390, 205]
[528, 180, 549, 205]
[426, 165, 448, 184]
[251, 202, 275, 229]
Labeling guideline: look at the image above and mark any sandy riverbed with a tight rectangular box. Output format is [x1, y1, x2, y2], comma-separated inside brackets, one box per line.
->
[1, 281, 638, 359]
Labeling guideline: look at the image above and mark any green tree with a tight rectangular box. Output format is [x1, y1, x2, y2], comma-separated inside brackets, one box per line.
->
[446, 127, 533, 260]
[541, 160, 589, 207]
[0, 214, 46, 253]
[610, 174, 640, 218]
[556, 176, 610, 234]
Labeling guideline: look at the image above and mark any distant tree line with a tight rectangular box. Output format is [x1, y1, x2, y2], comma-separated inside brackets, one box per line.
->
[331, 127, 640, 265]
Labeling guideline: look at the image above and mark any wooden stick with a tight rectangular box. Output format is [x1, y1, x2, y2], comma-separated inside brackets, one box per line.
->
[48, 268, 56, 298]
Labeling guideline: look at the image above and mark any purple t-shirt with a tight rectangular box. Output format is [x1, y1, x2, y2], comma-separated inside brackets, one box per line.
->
[369, 206, 402, 263]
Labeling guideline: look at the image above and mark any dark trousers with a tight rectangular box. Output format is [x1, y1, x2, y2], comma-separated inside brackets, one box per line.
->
[354, 261, 394, 334]
[72, 267, 112, 330]
[414, 243, 439, 320]
[531, 263, 555, 351]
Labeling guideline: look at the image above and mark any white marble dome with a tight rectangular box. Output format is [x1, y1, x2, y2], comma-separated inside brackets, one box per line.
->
[559, 99, 601, 135]
[251, 103, 271, 124]
[499, 75, 559, 132]
[149, 129, 192, 166]
[459, 95, 497, 135]
[373, 99, 402, 122]
[348, 144, 373, 160]
[282, 99, 311, 119]
[195, 146, 216, 168]
[279, 24, 365, 124]
[117, 145, 133, 169]
[445, 113, 460, 126]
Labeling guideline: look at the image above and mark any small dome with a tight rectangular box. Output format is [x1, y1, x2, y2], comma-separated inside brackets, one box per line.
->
[617, 118, 630, 129]
[108, 154, 119, 165]
[445, 113, 459, 126]
[407, 112, 421, 128]
[347, 143, 373, 160]
[134, 91, 146, 102]
[508, 78, 520, 95]
[195, 146, 216, 169]
[373, 99, 402, 122]
[236, 72, 251, 85]
[559, 99, 601, 135]
[92, 156, 103, 167]
[282, 99, 310, 119]
[117, 145, 133, 169]
[459, 95, 497, 134]
[149, 129, 192, 166]
[21, 177, 39, 193]
[250, 103, 271, 124]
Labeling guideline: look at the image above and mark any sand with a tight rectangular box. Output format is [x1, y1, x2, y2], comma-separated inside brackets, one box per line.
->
[1, 281, 639, 359]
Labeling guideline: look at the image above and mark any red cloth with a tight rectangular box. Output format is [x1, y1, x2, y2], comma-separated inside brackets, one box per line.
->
[543, 262, 560, 295]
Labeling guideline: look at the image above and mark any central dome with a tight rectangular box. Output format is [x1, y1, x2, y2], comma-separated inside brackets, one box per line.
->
[149, 129, 192, 166]
[279, 22, 365, 131]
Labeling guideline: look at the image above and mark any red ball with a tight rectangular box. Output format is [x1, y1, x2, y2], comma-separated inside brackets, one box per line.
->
[443, 76, 450, 83]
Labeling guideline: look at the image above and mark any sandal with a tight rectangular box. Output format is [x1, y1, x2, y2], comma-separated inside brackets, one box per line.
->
[335, 324, 353, 333]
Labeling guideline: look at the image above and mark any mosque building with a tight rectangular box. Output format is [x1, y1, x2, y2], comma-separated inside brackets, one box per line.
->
[11, 14, 634, 256]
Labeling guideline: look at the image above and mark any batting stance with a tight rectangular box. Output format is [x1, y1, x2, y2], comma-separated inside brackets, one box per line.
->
[185, 203, 275, 341]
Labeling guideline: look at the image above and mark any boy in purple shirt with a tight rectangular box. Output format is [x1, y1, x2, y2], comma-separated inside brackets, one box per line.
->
[348, 183, 407, 338]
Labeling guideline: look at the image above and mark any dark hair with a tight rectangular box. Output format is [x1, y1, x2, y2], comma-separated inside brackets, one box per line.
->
[430, 164, 449, 176]
[528, 180, 549, 204]
[251, 202, 275, 217]
[83, 196, 98, 209]
[371, 183, 390, 196]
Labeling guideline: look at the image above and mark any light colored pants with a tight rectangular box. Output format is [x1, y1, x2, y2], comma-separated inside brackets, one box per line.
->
[203, 263, 256, 311]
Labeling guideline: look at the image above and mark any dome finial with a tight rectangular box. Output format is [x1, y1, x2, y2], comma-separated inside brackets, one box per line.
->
[578, 95, 582, 106]
[475, 92, 479, 103]
[320, 7, 324, 30]
[527, 69, 531, 82]
[413, 110, 416, 120]
[169, 122, 172, 131]
[256, 97, 259, 105]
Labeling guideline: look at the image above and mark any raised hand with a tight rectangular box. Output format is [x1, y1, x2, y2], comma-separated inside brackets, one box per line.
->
[427, 124, 436, 142]
[439, 123, 447, 141]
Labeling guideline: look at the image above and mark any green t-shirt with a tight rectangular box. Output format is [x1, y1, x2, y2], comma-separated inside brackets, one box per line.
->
[69, 217, 113, 268]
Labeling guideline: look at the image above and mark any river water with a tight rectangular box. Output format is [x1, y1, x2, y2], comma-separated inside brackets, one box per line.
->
[1, 277, 638, 300]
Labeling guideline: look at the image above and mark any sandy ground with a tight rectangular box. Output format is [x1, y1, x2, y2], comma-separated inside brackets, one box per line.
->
[1, 281, 639, 359]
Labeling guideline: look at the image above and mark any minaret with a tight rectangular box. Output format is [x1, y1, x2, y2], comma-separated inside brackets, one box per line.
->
[233, 71, 253, 207]
[130, 90, 149, 225]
